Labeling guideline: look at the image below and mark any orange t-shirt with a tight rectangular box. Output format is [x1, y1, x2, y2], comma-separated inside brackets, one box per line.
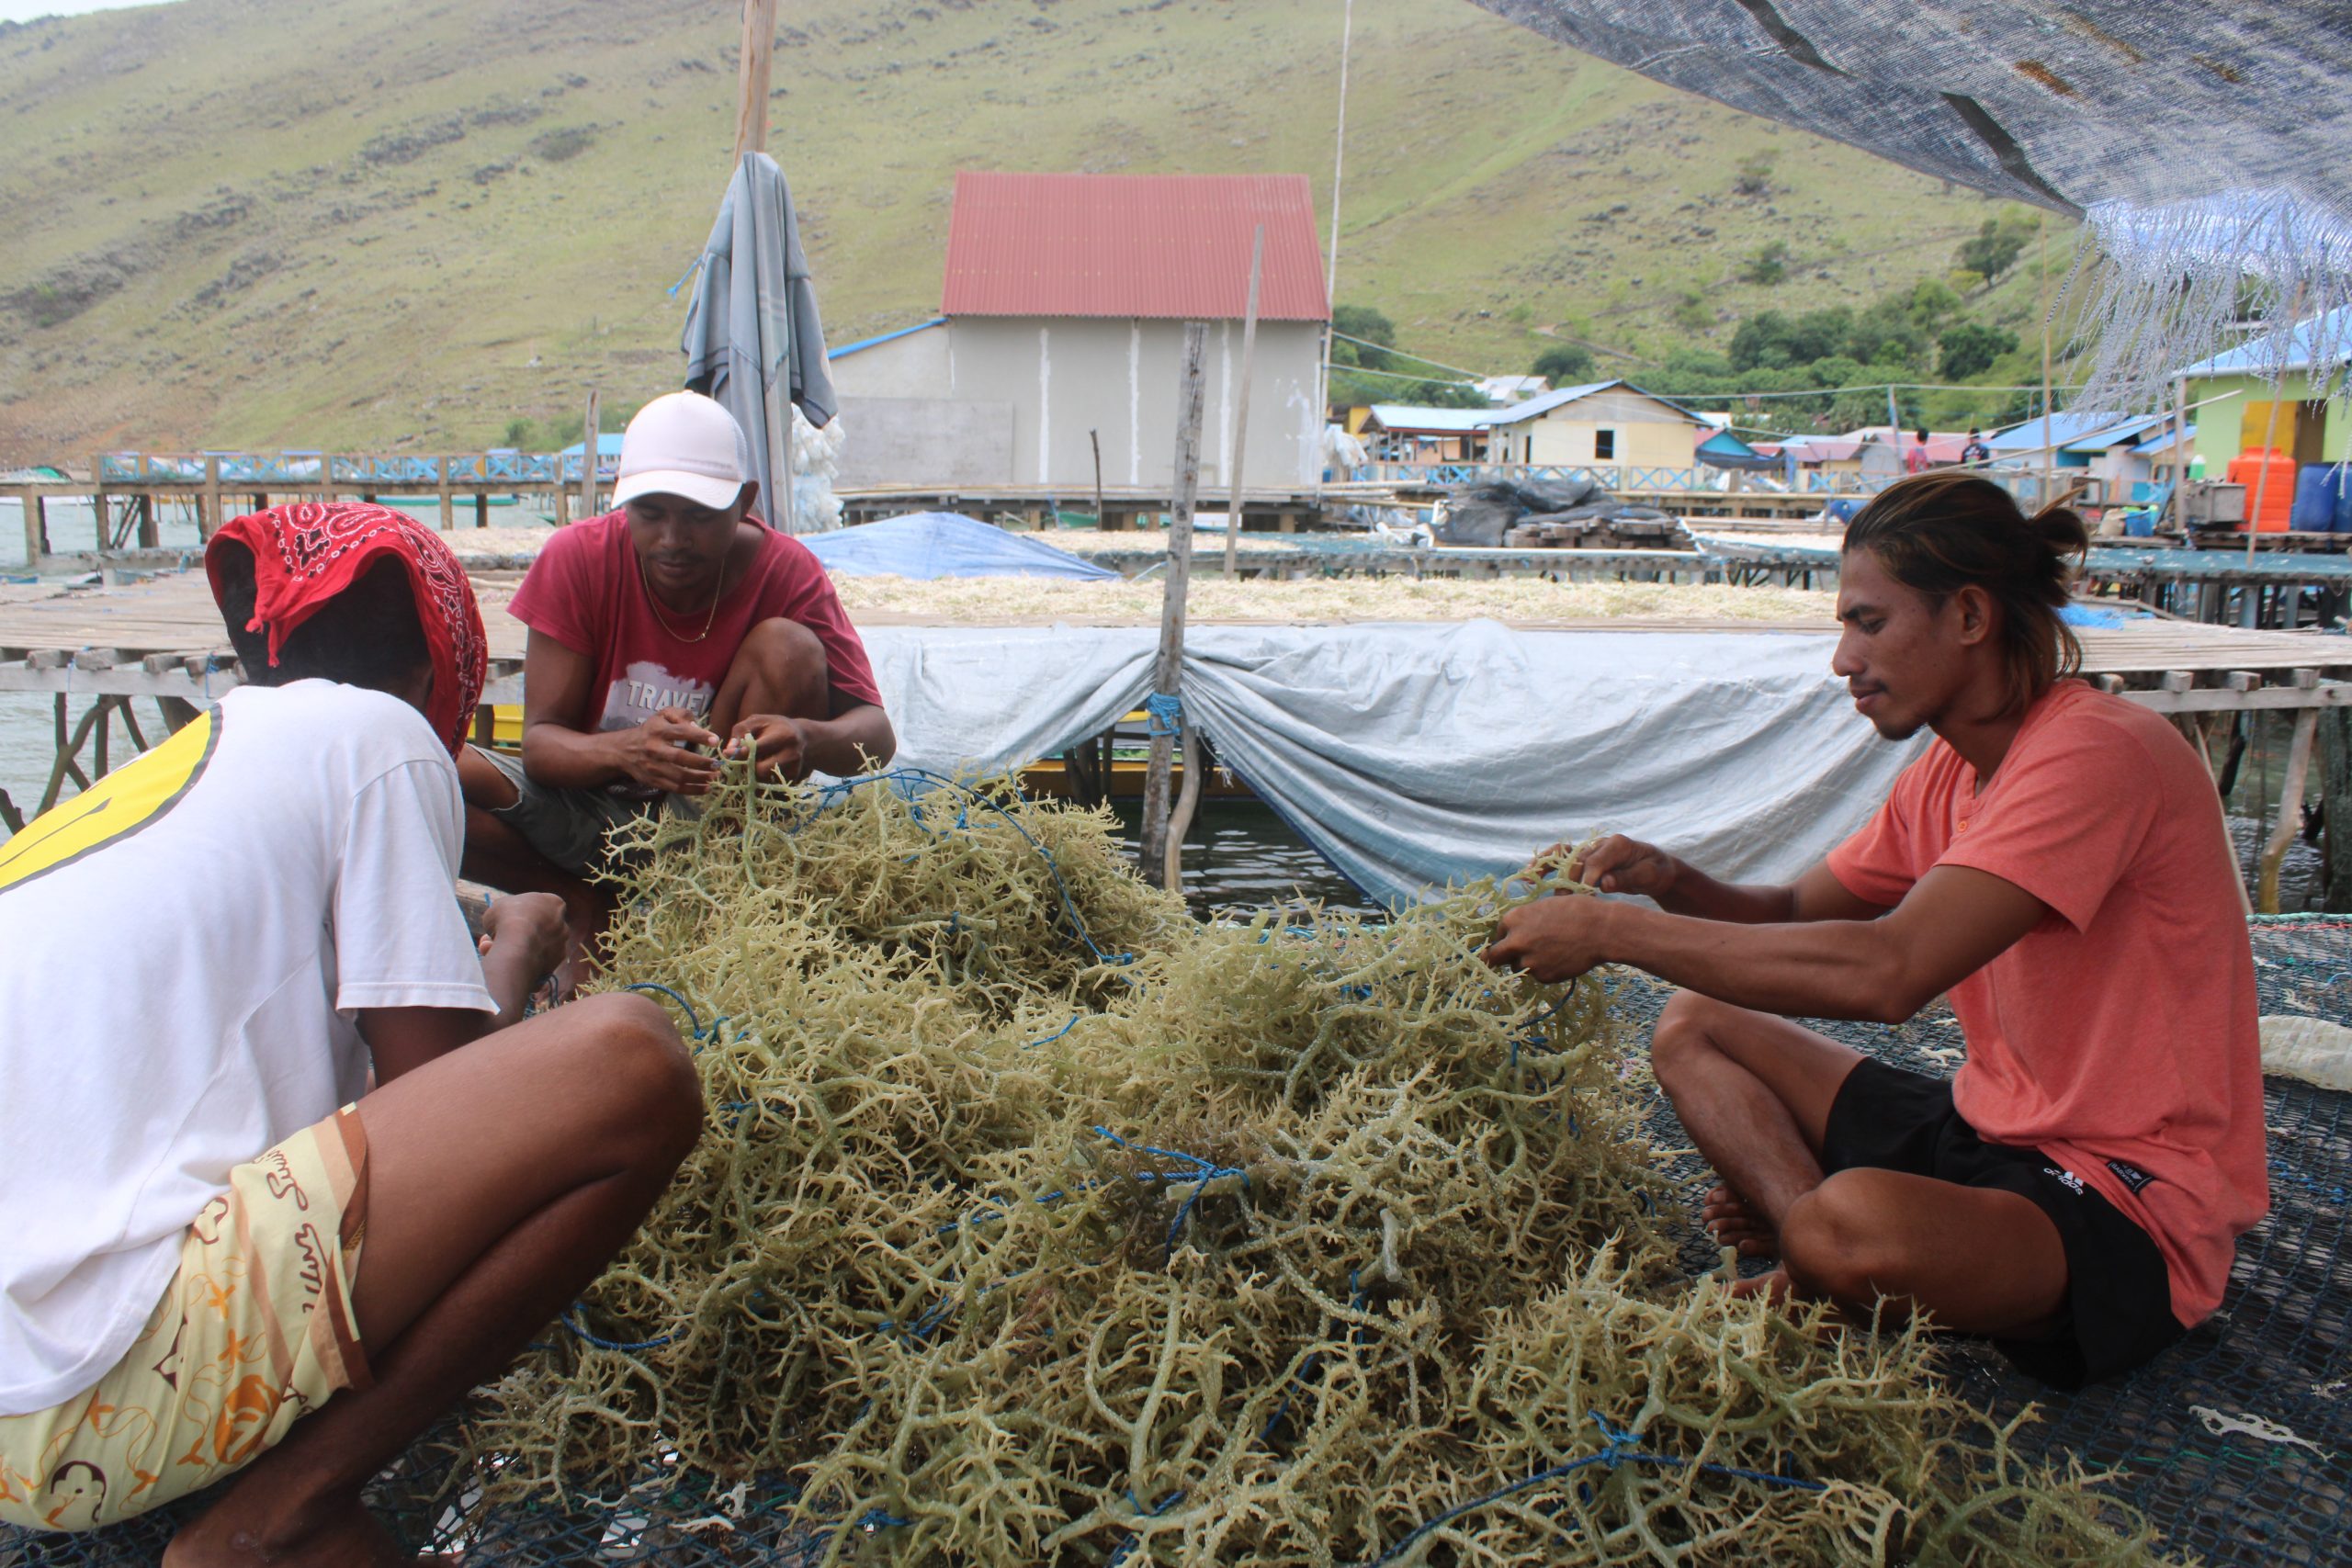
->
[1826, 681, 2267, 1325]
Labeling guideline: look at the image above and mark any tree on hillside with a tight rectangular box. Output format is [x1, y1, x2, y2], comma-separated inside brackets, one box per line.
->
[1938, 321, 2020, 380]
[1729, 308, 1852, 372]
[1740, 241, 1791, 286]
[1331, 305, 1398, 363]
[1531, 343, 1597, 386]
[1956, 213, 2036, 286]
[1326, 303, 1484, 409]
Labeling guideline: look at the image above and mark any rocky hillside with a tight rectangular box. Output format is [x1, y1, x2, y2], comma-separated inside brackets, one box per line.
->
[0, 0, 2061, 457]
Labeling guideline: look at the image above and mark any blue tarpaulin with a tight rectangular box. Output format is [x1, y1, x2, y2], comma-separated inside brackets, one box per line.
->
[799, 513, 1118, 581]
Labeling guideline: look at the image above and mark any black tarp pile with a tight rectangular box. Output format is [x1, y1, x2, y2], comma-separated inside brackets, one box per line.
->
[1434, 475, 1674, 547]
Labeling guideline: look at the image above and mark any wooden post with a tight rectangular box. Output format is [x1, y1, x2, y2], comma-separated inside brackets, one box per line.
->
[91, 458, 110, 554]
[1091, 428, 1104, 528]
[1137, 321, 1209, 890]
[475, 490, 489, 528]
[17, 487, 40, 566]
[731, 0, 779, 163]
[318, 452, 335, 505]
[580, 390, 602, 521]
[437, 457, 455, 531]
[2259, 704, 2322, 912]
[201, 455, 223, 540]
[1222, 224, 1264, 580]
[552, 480, 570, 526]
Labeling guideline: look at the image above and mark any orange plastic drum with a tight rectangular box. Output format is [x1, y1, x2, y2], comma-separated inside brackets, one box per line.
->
[2226, 447, 2298, 531]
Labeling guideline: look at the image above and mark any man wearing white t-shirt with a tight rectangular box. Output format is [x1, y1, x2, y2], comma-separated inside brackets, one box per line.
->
[0, 504, 703, 1567]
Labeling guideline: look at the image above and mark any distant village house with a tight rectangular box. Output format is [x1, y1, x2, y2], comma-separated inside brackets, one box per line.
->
[825, 171, 1331, 491]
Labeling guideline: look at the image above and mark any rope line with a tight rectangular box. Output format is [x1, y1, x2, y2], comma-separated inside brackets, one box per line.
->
[557, 1305, 675, 1353]
[1144, 692, 1183, 739]
[1352, 1412, 1825, 1568]
[1092, 1126, 1252, 1261]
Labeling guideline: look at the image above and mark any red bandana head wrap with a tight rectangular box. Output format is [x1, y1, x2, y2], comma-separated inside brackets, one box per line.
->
[204, 502, 487, 756]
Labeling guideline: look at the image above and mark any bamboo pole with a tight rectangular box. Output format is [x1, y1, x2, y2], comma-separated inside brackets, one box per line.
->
[731, 0, 778, 162]
[1313, 0, 1354, 495]
[201, 454, 222, 541]
[1223, 224, 1264, 579]
[1091, 428, 1104, 528]
[1138, 323, 1209, 889]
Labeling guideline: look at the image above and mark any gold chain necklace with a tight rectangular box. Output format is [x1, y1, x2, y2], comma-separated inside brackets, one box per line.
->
[639, 555, 728, 644]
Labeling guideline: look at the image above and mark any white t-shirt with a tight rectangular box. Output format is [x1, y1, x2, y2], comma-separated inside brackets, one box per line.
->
[0, 680, 494, 1415]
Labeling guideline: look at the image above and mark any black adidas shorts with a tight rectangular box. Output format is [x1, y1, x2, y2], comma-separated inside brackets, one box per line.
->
[1819, 1058, 2187, 1388]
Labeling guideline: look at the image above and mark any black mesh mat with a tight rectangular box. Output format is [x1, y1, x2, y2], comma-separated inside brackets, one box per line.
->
[7, 923, 2347, 1567]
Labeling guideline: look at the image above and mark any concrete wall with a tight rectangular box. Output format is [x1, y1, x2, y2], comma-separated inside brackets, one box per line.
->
[829, 323, 953, 400]
[833, 397, 1014, 487]
[945, 316, 1323, 490]
[828, 324, 1012, 487]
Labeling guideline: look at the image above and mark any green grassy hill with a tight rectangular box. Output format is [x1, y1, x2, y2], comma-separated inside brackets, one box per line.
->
[0, 0, 2073, 458]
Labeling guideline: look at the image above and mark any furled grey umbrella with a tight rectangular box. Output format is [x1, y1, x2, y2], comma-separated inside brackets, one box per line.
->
[681, 150, 837, 532]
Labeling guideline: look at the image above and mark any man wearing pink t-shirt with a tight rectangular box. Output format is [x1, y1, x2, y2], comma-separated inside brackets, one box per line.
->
[460, 392, 896, 976]
[1486, 471, 2266, 1387]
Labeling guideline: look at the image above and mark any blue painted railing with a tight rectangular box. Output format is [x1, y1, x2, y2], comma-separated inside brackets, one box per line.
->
[97, 451, 622, 486]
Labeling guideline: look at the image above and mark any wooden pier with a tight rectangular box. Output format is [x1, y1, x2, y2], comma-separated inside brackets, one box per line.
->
[4, 450, 618, 569]
[2, 568, 2347, 907]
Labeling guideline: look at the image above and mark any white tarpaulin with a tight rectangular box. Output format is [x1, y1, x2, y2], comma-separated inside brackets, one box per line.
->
[856, 622, 1925, 907]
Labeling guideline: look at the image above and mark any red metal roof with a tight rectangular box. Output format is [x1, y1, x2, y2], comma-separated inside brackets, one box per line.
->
[941, 172, 1330, 321]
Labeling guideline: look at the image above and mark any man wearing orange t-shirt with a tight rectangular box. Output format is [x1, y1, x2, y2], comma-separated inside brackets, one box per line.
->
[1486, 471, 2267, 1386]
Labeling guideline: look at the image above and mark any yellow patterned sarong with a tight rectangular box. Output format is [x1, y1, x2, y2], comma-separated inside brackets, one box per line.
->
[0, 1108, 371, 1532]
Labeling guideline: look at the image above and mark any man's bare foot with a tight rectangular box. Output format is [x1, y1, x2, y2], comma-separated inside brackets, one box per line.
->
[1726, 1266, 1794, 1304]
[1700, 1182, 1778, 1258]
[163, 1496, 452, 1568]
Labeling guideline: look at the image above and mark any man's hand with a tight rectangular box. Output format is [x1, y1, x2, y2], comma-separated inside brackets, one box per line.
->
[726, 713, 811, 781]
[1483, 896, 1615, 984]
[616, 707, 725, 795]
[1544, 834, 1680, 899]
[481, 892, 569, 977]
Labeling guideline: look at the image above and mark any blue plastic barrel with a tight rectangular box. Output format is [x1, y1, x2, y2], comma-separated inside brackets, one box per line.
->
[2332, 464, 2352, 535]
[1825, 497, 1865, 525]
[2291, 463, 2338, 531]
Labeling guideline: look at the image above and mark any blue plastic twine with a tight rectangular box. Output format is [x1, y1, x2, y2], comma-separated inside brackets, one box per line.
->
[1092, 1126, 1251, 1261]
[1353, 1412, 1825, 1568]
[1144, 691, 1182, 738]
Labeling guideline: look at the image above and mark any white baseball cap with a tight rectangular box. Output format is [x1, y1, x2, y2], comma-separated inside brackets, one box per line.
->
[612, 391, 754, 511]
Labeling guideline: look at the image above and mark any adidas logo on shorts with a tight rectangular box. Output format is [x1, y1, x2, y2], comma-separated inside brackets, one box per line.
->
[2042, 1166, 2086, 1196]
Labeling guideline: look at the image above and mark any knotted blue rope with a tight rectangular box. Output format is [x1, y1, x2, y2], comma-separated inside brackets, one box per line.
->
[1092, 1127, 1251, 1261]
[1144, 691, 1182, 738]
[1353, 1412, 1826, 1568]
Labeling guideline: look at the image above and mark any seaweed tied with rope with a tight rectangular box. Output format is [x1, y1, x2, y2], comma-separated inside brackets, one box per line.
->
[451, 763, 2169, 1565]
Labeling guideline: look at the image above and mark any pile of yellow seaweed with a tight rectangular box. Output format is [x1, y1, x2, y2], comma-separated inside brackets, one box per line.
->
[456, 769, 2161, 1566]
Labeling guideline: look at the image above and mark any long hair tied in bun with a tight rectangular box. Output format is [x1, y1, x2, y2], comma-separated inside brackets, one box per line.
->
[1842, 471, 2089, 715]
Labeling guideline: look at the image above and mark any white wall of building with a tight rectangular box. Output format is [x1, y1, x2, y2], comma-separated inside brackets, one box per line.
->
[831, 316, 1324, 490]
